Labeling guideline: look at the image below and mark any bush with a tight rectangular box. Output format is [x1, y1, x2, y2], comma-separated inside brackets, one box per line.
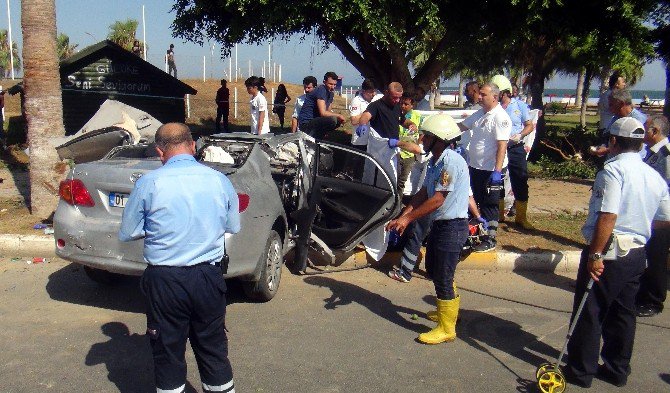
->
[530, 155, 596, 179]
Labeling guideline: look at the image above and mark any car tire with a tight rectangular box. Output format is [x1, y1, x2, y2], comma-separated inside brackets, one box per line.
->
[243, 230, 283, 302]
[83, 266, 122, 285]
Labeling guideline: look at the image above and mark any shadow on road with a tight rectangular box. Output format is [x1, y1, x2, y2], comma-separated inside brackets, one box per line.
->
[85, 322, 199, 393]
[46, 263, 253, 313]
[303, 275, 428, 332]
[512, 270, 576, 294]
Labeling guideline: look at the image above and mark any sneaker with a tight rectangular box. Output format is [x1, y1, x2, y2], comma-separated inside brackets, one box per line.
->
[388, 268, 411, 283]
[472, 238, 496, 253]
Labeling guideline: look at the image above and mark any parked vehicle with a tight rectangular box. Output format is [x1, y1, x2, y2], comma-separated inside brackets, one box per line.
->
[54, 131, 400, 301]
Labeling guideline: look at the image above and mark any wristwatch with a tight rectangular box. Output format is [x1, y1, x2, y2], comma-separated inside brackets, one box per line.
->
[588, 252, 603, 261]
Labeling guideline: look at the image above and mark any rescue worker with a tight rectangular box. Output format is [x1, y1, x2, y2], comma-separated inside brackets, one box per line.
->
[564, 117, 670, 388]
[387, 114, 470, 344]
[458, 83, 511, 252]
[636, 115, 670, 317]
[491, 74, 535, 229]
[119, 123, 240, 393]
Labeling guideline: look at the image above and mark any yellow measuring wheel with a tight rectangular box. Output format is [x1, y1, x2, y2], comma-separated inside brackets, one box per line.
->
[537, 365, 566, 393]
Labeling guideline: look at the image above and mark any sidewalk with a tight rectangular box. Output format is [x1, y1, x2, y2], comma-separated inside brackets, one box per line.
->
[0, 233, 583, 272]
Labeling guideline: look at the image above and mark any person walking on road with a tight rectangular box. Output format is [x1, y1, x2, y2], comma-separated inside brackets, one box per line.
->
[119, 122, 240, 393]
[563, 117, 670, 389]
[166, 44, 177, 78]
[387, 114, 470, 345]
[458, 83, 511, 252]
[215, 79, 230, 133]
[636, 115, 670, 317]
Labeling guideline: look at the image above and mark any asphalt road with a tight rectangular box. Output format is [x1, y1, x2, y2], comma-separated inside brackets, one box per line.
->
[1, 257, 669, 392]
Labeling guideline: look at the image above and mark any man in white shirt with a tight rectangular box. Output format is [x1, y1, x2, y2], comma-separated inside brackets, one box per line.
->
[291, 75, 317, 133]
[245, 76, 270, 135]
[349, 79, 383, 132]
[458, 83, 511, 252]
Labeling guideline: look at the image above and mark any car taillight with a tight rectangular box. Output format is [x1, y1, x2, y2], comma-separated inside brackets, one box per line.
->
[237, 193, 249, 213]
[59, 179, 95, 207]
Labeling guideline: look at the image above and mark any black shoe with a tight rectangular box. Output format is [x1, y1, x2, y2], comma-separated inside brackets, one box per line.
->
[636, 304, 662, 317]
[597, 365, 627, 387]
[561, 367, 593, 388]
[472, 237, 496, 253]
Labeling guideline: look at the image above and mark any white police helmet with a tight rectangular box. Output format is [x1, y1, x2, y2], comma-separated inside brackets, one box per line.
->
[419, 114, 462, 142]
[490, 74, 512, 93]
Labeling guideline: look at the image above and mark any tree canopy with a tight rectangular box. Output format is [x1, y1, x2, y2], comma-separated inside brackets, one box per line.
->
[0, 29, 22, 77]
[57, 33, 78, 61]
[171, 0, 659, 101]
[107, 19, 139, 51]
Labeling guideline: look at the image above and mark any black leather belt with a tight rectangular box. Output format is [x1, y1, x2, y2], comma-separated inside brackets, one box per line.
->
[507, 141, 524, 149]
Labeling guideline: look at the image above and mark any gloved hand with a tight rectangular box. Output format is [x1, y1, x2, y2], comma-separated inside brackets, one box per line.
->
[356, 124, 369, 137]
[388, 138, 399, 148]
[489, 170, 502, 185]
[476, 216, 488, 231]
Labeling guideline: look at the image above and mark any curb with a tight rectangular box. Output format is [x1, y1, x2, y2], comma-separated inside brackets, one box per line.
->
[0, 234, 583, 273]
[343, 248, 583, 273]
[0, 234, 56, 257]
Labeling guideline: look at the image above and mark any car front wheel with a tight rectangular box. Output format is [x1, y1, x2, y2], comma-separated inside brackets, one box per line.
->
[243, 230, 283, 301]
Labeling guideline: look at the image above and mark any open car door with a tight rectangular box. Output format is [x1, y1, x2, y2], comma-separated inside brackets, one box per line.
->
[310, 142, 400, 251]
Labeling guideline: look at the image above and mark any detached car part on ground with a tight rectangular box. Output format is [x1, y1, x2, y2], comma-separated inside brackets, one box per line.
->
[54, 131, 401, 301]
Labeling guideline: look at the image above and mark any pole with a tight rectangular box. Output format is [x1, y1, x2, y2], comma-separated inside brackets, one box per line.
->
[268, 41, 271, 80]
[142, 5, 147, 61]
[248, 60, 251, 77]
[203, 56, 206, 82]
[234, 44, 238, 81]
[271, 87, 275, 114]
[262, 60, 265, 78]
[210, 43, 214, 79]
[6, 0, 14, 79]
[186, 94, 191, 118]
[278, 64, 281, 82]
[229, 58, 232, 80]
[234, 87, 238, 119]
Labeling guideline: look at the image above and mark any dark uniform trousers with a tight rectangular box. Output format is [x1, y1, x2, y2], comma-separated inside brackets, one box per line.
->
[469, 167, 500, 235]
[424, 218, 468, 300]
[216, 105, 230, 133]
[300, 116, 339, 140]
[506, 142, 529, 202]
[566, 247, 646, 386]
[637, 227, 670, 309]
[141, 263, 234, 393]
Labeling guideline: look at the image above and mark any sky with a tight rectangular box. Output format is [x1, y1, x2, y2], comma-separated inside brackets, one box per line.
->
[1, 0, 667, 91]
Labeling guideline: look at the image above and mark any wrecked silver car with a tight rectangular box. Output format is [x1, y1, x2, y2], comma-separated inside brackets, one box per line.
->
[54, 131, 401, 301]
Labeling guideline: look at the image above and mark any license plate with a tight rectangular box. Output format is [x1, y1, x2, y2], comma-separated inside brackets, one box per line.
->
[109, 192, 129, 208]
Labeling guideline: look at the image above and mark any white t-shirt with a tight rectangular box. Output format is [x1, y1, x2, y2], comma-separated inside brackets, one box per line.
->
[250, 93, 270, 134]
[461, 104, 511, 171]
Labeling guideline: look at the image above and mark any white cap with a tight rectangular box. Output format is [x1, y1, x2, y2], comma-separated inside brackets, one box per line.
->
[609, 117, 645, 139]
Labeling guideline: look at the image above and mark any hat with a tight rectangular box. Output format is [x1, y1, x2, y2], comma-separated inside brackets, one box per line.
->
[609, 117, 645, 139]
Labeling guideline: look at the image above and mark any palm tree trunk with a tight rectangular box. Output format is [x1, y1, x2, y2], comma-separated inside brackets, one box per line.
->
[575, 68, 585, 107]
[580, 67, 593, 129]
[664, 62, 669, 118]
[22, 0, 66, 219]
[458, 73, 464, 108]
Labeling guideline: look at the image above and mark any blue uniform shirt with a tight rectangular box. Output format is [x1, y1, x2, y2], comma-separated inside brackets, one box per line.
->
[423, 148, 470, 220]
[119, 154, 241, 267]
[504, 98, 531, 136]
[582, 152, 670, 245]
[297, 84, 334, 125]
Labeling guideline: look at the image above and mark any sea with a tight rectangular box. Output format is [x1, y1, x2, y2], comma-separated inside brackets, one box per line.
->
[340, 86, 666, 105]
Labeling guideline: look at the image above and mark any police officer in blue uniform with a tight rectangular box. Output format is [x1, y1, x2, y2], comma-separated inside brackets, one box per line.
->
[387, 114, 470, 345]
[564, 118, 670, 388]
[492, 74, 535, 229]
[636, 115, 670, 317]
[120, 123, 240, 393]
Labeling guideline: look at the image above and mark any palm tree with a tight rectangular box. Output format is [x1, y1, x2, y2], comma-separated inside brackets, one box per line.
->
[0, 29, 22, 78]
[107, 19, 139, 51]
[21, 0, 66, 219]
[57, 33, 78, 60]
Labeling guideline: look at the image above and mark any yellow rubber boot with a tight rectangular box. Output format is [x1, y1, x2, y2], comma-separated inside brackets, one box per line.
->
[427, 283, 457, 322]
[514, 200, 535, 230]
[418, 297, 460, 344]
[499, 199, 506, 222]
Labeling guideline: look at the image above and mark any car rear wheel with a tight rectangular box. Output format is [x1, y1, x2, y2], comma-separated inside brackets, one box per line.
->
[243, 230, 283, 302]
[83, 266, 123, 285]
